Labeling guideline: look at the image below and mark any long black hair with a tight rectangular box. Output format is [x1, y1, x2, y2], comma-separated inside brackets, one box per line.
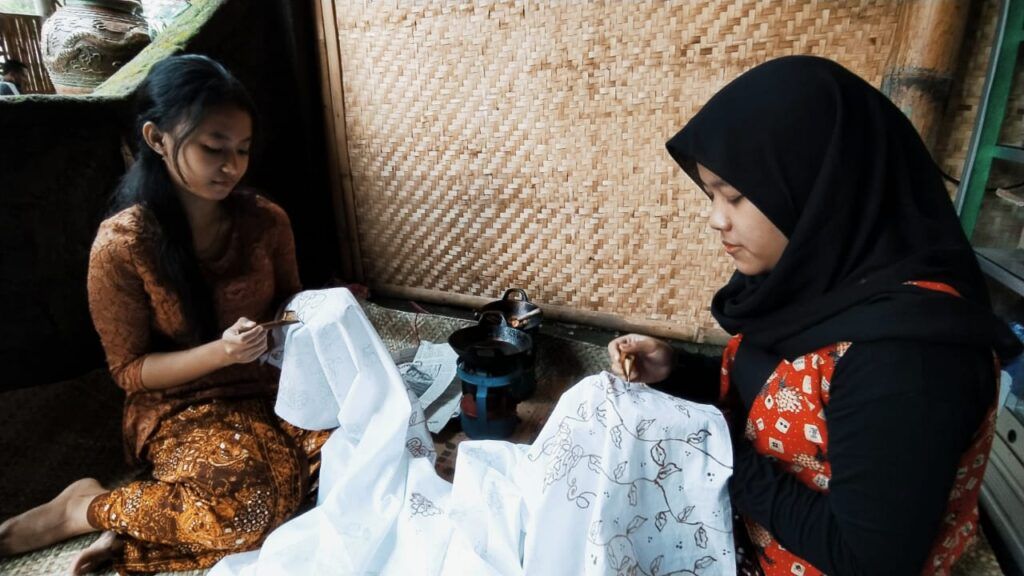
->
[111, 54, 258, 345]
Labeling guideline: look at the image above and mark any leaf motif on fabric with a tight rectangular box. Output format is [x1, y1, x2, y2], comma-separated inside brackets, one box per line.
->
[588, 455, 603, 474]
[695, 525, 708, 548]
[577, 402, 589, 420]
[588, 520, 603, 544]
[545, 444, 583, 486]
[694, 555, 717, 571]
[686, 429, 711, 445]
[655, 510, 668, 532]
[614, 460, 628, 480]
[540, 423, 572, 456]
[675, 404, 690, 417]
[611, 425, 623, 448]
[539, 434, 561, 456]
[608, 536, 633, 571]
[677, 504, 695, 523]
[626, 515, 647, 534]
[650, 554, 664, 576]
[651, 441, 666, 466]
[628, 483, 638, 506]
[595, 404, 608, 427]
[657, 463, 681, 481]
[607, 539, 619, 570]
[636, 418, 654, 437]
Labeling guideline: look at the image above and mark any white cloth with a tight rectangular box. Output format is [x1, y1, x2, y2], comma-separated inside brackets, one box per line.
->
[211, 289, 735, 576]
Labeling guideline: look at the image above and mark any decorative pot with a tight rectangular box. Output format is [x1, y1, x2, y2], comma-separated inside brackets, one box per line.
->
[40, 0, 150, 94]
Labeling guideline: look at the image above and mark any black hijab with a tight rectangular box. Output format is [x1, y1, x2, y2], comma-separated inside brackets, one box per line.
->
[666, 56, 1021, 362]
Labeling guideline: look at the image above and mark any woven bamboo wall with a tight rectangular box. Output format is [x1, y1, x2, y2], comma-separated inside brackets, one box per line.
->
[935, 0, 998, 185]
[0, 13, 55, 94]
[326, 0, 994, 342]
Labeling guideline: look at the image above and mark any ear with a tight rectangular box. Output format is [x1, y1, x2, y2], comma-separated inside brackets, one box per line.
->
[141, 121, 166, 157]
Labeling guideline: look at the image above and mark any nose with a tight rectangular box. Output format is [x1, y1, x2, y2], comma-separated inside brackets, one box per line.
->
[708, 197, 729, 232]
[221, 152, 240, 176]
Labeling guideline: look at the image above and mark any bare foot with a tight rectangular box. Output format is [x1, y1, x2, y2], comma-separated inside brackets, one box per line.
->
[0, 478, 108, 556]
[68, 530, 122, 575]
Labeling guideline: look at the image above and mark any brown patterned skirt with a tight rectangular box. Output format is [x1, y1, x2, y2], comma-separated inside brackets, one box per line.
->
[87, 398, 330, 574]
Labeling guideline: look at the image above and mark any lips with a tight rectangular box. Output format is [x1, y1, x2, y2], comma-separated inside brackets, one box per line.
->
[722, 242, 741, 255]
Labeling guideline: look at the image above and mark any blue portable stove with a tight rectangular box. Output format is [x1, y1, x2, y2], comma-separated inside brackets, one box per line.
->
[457, 359, 531, 439]
[449, 310, 535, 439]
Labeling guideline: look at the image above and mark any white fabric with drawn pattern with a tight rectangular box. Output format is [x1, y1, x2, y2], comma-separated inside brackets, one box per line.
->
[210, 288, 735, 576]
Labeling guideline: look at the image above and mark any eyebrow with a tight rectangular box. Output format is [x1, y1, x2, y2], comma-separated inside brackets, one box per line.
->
[207, 132, 252, 143]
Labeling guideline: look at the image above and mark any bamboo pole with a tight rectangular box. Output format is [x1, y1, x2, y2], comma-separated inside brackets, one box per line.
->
[0, 14, 54, 94]
[882, 0, 972, 152]
[312, 0, 365, 282]
[375, 284, 732, 346]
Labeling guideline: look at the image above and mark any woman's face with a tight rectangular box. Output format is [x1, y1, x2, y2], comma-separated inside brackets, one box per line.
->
[698, 163, 788, 276]
[149, 105, 253, 202]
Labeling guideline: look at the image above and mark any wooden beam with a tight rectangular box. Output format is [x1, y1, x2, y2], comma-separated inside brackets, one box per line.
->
[312, 0, 364, 282]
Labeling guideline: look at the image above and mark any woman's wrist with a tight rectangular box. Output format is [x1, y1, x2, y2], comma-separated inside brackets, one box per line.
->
[202, 338, 232, 370]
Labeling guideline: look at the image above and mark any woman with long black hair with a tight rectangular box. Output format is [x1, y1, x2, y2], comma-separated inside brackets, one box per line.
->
[0, 54, 328, 574]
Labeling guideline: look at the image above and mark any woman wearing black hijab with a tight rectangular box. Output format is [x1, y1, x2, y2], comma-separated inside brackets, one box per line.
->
[609, 56, 1022, 575]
